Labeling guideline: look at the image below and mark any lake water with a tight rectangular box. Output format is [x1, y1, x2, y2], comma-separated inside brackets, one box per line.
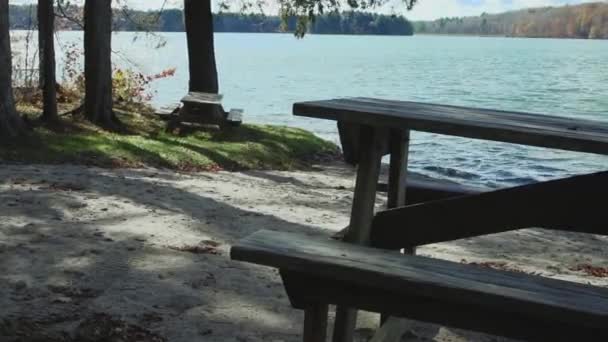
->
[12, 31, 608, 188]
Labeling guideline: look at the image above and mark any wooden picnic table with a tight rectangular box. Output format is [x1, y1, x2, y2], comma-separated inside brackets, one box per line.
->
[292, 97, 608, 342]
[166, 92, 243, 131]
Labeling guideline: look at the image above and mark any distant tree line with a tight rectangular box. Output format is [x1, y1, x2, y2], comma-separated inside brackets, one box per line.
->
[8, 5, 414, 36]
[414, 2, 608, 39]
[213, 12, 413, 35]
[7, 4, 37, 29]
[310, 12, 414, 35]
[3, 0, 419, 138]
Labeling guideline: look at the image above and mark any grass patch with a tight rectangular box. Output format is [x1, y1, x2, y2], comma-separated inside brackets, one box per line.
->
[1, 105, 339, 171]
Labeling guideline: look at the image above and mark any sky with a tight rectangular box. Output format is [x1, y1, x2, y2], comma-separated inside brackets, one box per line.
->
[8, 0, 605, 20]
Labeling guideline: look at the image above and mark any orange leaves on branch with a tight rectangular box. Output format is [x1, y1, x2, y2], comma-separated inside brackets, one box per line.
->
[112, 67, 176, 104]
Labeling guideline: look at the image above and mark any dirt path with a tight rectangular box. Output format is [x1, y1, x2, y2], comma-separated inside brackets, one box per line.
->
[1, 163, 606, 341]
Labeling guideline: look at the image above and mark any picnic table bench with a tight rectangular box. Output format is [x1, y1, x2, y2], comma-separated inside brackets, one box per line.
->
[231, 98, 608, 342]
[232, 227, 608, 342]
[166, 91, 243, 131]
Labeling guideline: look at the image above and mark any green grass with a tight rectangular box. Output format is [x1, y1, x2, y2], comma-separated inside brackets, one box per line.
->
[1, 106, 339, 171]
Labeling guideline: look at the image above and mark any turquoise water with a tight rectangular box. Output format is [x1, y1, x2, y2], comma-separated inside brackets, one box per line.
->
[18, 32, 608, 187]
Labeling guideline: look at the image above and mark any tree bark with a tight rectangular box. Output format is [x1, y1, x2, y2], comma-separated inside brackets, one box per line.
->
[181, 0, 225, 123]
[0, 0, 25, 138]
[184, 0, 219, 93]
[38, 0, 58, 122]
[84, 0, 116, 128]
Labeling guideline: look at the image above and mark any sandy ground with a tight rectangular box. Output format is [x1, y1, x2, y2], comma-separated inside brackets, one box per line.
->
[1, 162, 607, 342]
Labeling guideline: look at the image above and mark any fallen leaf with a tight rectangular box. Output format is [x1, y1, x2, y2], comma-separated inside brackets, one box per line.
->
[569, 264, 608, 278]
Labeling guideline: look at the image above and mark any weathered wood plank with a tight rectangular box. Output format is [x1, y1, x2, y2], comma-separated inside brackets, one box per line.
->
[334, 125, 387, 342]
[337, 122, 390, 165]
[386, 130, 410, 210]
[303, 304, 329, 342]
[343, 125, 386, 245]
[382, 129, 412, 325]
[332, 307, 356, 342]
[279, 270, 608, 342]
[175, 112, 223, 125]
[371, 171, 608, 249]
[231, 230, 608, 339]
[294, 98, 608, 155]
[337, 122, 361, 165]
[377, 175, 484, 204]
[181, 91, 223, 104]
[281, 271, 328, 342]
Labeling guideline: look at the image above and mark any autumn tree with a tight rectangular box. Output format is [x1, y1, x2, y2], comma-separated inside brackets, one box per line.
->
[0, 0, 26, 138]
[415, 2, 608, 39]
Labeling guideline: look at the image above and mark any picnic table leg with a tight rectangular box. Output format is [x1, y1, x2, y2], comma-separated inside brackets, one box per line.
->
[303, 303, 329, 342]
[381, 129, 412, 326]
[333, 125, 386, 342]
[387, 129, 415, 256]
[280, 270, 330, 341]
[387, 129, 410, 209]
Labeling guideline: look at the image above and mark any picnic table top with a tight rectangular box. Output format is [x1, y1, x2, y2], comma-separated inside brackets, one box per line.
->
[293, 97, 608, 155]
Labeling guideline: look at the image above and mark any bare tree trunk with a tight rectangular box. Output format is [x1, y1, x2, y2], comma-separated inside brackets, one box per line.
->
[182, 0, 224, 122]
[38, 0, 58, 123]
[0, 0, 25, 138]
[184, 0, 218, 93]
[84, 0, 116, 128]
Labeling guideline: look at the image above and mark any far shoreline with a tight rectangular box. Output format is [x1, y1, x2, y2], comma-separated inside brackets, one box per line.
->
[414, 32, 607, 41]
[9, 29, 607, 41]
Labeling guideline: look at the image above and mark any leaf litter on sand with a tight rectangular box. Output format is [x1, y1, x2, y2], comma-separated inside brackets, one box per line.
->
[570, 264, 608, 278]
[167, 239, 222, 255]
